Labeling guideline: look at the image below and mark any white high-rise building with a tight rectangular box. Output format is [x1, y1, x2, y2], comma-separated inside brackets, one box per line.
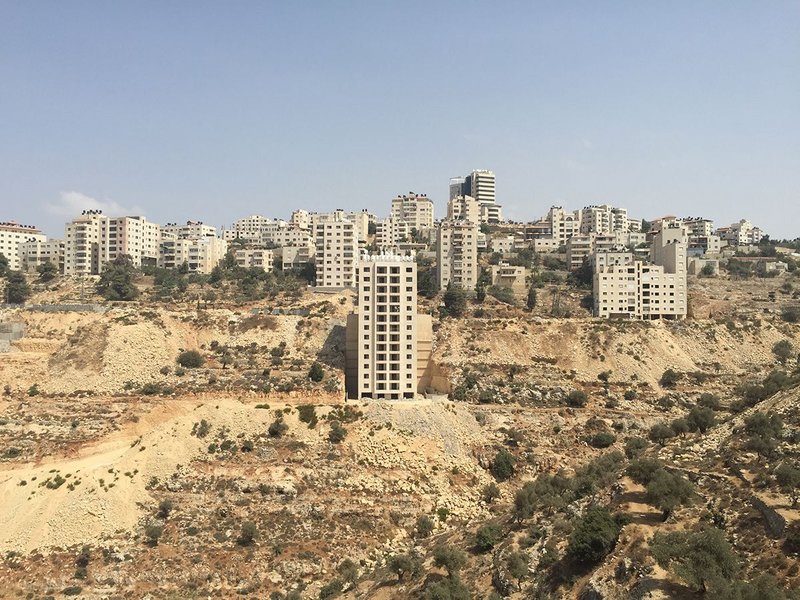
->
[0, 221, 46, 271]
[449, 170, 502, 223]
[391, 193, 434, 231]
[64, 211, 111, 275]
[579, 205, 631, 235]
[291, 209, 311, 231]
[352, 252, 418, 400]
[716, 219, 765, 246]
[437, 220, 479, 291]
[313, 211, 358, 288]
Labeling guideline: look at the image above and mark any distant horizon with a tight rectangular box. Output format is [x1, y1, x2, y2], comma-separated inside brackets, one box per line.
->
[2, 2, 798, 238]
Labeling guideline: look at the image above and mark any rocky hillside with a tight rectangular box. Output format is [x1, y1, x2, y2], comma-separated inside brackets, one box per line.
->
[0, 271, 799, 599]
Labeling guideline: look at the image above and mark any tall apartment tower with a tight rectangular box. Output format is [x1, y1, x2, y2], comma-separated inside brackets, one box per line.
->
[313, 211, 358, 288]
[64, 211, 111, 275]
[352, 253, 418, 400]
[437, 220, 479, 291]
[466, 170, 496, 204]
[391, 193, 434, 231]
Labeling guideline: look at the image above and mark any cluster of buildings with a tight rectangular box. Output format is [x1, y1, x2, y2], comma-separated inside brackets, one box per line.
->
[1, 171, 781, 398]
[2, 171, 771, 326]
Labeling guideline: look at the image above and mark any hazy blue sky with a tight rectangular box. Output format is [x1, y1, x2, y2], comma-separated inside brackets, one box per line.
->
[1, 1, 798, 238]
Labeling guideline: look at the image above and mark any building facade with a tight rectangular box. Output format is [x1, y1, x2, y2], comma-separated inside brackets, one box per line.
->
[391, 193, 434, 231]
[234, 248, 274, 272]
[449, 170, 502, 223]
[593, 225, 687, 320]
[0, 221, 46, 271]
[159, 236, 228, 274]
[350, 253, 418, 400]
[19, 239, 64, 273]
[437, 220, 479, 291]
[313, 211, 358, 288]
[376, 218, 411, 250]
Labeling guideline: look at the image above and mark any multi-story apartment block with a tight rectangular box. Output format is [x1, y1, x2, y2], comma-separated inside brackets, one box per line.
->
[566, 234, 618, 270]
[683, 217, 714, 238]
[376, 218, 411, 249]
[261, 223, 313, 248]
[437, 220, 479, 291]
[716, 220, 765, 246]
[310, 209, 370, 244]
[159, 236, 227, 274]
[108, 216, 161, 268]
[277, 242, 315, 271]
[64, 213, 160, 275]
[163, 221, 216, 240]
[548, 207, 581, 244]
[348, 252, 419, 400]
[466, 170, 496, 204]
[222, 216, 270, 242]
[19, 238, 65, 273]
[593, 225, 687, 320]
[291, 209, 311, 231]
[447, 195, 481, 223]
[0, 221, 46, 271]
[580, 204, 633, 235]
[64, 211, 111, 275]
[234, 248, 274, 272]
[313, 211, 358, 288]
[391, 193, 434, 231]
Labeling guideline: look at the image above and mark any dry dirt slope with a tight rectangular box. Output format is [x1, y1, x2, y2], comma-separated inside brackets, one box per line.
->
[434, 316, 797, 386]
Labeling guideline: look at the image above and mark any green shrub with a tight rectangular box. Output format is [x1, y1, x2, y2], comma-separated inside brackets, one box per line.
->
[432, 544, 467, 576]
[298, 404, 318, 428]
[415, 515, 434, 538]
[475, 523, 503, 552]
[491, 449, 516, 481]
[624, 436, 649, 458]
[482, 482, 501, 504]
[308, 362, 325, 382]
[328, 420, 347, 443]
[144, 523, 164, 545]
[268, 418, 288, 438]
[176, 350, 204, 368]
[140, 383, 161, 396]
[318, 579, 343, 599]
[588, 432, 616, 448]
[566, 390, 588, 408]
[157, 499, 174, 519]
[660, 369, 681, 388]
[567, 506, 622, 564]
